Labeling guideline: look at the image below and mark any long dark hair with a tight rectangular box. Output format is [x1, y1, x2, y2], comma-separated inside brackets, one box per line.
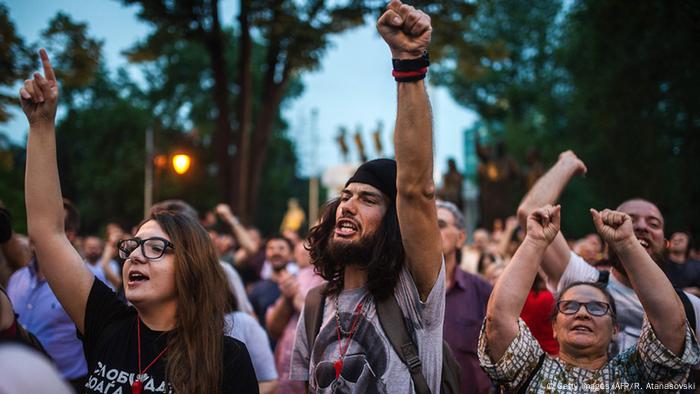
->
[146, 211, 228, 394]
[307, 198, 405, 301]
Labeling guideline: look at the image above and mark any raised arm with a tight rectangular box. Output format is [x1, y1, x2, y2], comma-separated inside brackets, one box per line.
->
[591, 209, 686, 354]
[215, 203, 258, 256]
[21, 49, 94, 333]
[496, 216, 518, 259]
[485, 205, 561, 361]
[377, 0, 441, 300]
[265, 271, 298, 340]
[100, 232, 123, 289]
[516, 150, 587, 286]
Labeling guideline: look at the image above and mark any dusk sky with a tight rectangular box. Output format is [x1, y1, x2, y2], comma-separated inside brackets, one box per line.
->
[3, 0, 476, 181]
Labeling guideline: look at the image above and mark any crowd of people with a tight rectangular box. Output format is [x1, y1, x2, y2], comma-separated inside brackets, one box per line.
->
[1, 1, 699, 393]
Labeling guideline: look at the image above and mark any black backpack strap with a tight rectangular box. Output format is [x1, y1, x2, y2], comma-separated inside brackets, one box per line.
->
[377, 295, 432, 394]
[675, 288, 697, 336]
[303, 284, 326, 350]
[596, 270, 610, 285]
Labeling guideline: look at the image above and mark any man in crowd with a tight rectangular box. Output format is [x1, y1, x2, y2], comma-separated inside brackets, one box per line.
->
[460, 228, 490, 274]
[82, 235, 120, 290]
[291, 2, 445, 392]
[517, 150, 700, 355]
[249, 235, 296, 328]
[265, 241, 324, 393]
[438, 200, 493, 394]
[7, 199, 87, 391]
[663, 231, 700, 297]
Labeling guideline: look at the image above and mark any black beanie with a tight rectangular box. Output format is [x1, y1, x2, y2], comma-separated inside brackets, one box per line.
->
[345, 158, 397, 201]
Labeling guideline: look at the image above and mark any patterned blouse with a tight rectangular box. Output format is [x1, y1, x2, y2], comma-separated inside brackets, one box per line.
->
[478, 317, 699, 393]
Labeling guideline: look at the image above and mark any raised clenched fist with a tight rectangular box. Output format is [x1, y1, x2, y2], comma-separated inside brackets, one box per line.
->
[526, 205, 561, 246]
[590, 208, 634, 248]
[376, 0, 431, 59]
[557, 150, 587, 175]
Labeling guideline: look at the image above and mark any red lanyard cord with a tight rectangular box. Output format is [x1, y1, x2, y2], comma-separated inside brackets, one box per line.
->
[333, 299, 365, 379]
[137, 316, 169, 376]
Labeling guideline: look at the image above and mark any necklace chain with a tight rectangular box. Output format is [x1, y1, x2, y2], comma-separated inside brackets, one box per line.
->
[334, 294, 367, 335]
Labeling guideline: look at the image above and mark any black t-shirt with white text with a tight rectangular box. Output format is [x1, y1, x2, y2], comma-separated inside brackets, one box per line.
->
[80, 278, 258, 393]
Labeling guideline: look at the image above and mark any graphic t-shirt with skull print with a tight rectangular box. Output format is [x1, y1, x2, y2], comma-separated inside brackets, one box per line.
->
[290, 262, 445, 393]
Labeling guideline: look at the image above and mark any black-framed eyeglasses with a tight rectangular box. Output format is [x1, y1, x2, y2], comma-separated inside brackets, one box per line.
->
[556, 300, 613, 317]
[117, 237, 174, 260]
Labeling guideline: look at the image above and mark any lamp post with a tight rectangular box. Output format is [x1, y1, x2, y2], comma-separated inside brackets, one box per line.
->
[144, 125, 193, 217]
[144, 127, 154, 218]
[308, 108, 319, 227]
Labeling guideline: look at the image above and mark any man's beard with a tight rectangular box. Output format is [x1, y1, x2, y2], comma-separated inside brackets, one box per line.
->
[609, 244, 665, 279]
[327, 231, 380, 269]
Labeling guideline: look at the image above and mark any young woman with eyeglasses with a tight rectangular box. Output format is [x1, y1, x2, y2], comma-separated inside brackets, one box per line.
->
[21, 49, 258, 393]
[478, 204, 699, 393]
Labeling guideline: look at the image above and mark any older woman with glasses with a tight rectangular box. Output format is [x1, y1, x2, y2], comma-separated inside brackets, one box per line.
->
[479, 204, 699, 393]
[21, 49, 258, 393]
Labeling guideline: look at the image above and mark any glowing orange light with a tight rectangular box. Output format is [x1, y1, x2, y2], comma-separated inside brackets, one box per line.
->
[172, 154, 191, 175]
[153, 154, 168, 168]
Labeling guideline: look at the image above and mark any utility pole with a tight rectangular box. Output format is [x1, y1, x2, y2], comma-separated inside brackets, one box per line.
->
[308, 108, 320, 227]
[144, 127, 154, 218]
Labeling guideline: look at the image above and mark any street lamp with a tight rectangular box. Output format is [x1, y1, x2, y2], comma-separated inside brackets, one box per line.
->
[172, 154, 191, 175]
[144, 125, 193, 217]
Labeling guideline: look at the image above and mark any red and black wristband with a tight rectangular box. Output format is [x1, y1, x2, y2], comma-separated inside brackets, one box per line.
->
[392, 51, 430, 82]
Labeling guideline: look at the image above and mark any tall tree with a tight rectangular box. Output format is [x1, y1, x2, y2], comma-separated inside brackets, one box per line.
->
[121, 0, 372, 222]
[0, 5, 31, 231]
[117, 16, 301, 231]
[0, 4, 34, 124]
[235, 0, 369, 219]
[40, 12, 103, 105]
[121, 0, 236, 207]
[56, 68, 151, 232]
[0, 134, 26, 233]
[0, 9, 100, 124]
[434, 0, 700, 236]
[431, 0, 565, 157]
[560, 0, 700, 234]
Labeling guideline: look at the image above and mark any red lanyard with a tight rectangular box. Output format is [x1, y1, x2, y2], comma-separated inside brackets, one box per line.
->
[132, 316, 169, 394]
[333, 299, 365, 379]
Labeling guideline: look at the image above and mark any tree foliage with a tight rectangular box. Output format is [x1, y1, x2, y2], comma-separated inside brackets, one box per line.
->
[1, 10, 105, 232]
[559, 0, 700, 235]
[2, 4, 313, 235]
[40, 12, 103, 102]
[436, 0, 700, 237]
[119, 0, 373, 223]
[6, 0, 697, 238]
[432, 0, 565, 154]
[236, 0, 369, 219]
[0, 4, 34, 123]
[120, 0, 237, 212]
[0, 134, 26, 233]
[56, 69, 150, 233]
